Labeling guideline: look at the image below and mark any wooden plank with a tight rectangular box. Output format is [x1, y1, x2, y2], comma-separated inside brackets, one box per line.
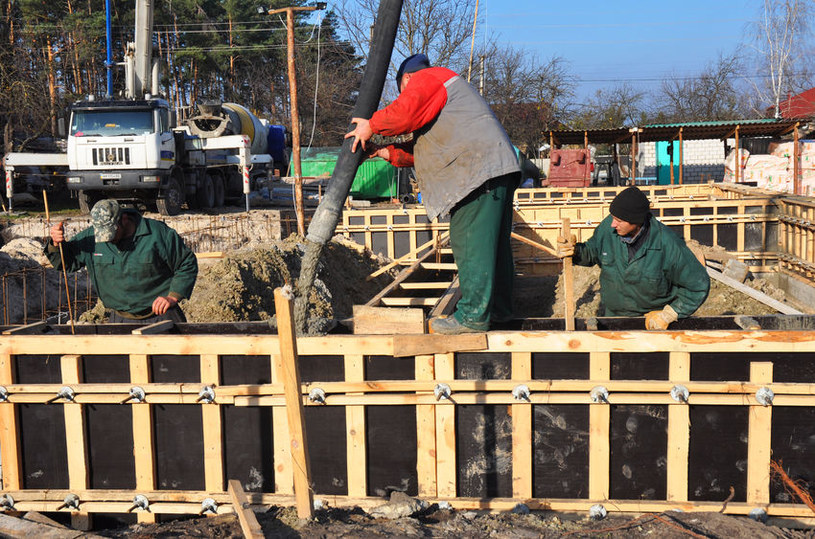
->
[707, 267, 802, 314]
[227, 479, 263, 539]
[0, 353, 21, 491]
[428, 277, 462, 319]
[511, 352, 532, 499]
[399, 282, 455, 290]
[367, 233, 447, 281]
[131, 320, 174, 335]
[666, 352, 690, 502]
[200, 354, 224, 494]
[271, 354, 293, 495]
[562, 219, 576, 330]
[415, 355, 437, 497]
[344, 355, 367, 497]
[273, 286, 314, 519]
[434, 353, 456, 498]
[365, 246, 444, 307]
[588, 351, 610, 501]
[60, 354, 90, 531]
[129, 353, 156, 524]
[746, 361, 773, 505]
[353, 305, 425, 335]
[420, 262, 458, 271]
[2, 321, 47, 335]
[510, 231, 557, 256]
[392, 333, 487, 358]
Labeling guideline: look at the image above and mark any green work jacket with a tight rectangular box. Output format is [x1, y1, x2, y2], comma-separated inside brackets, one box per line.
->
[573, 215, 709, 317]
[46, 211, 198, 316]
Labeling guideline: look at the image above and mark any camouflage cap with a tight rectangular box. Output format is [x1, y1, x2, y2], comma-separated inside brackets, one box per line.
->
[90, 199, 122, 242]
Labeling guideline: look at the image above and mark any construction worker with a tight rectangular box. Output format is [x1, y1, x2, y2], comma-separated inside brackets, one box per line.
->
[556, 186, 709, 329]
[345, 53, 521, 335]
[46, 199, 198, 323]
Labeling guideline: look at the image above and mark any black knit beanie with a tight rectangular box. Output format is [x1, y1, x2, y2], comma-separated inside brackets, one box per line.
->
[609, 186, 650, 225]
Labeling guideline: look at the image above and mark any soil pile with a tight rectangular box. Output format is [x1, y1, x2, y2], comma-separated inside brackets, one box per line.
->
[184, 235, 392, 330]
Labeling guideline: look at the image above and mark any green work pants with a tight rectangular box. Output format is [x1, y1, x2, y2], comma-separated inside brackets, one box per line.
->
[449, 173, 518, 330]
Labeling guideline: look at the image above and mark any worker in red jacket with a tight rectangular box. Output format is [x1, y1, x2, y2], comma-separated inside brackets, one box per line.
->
[346, 54, 521, 334]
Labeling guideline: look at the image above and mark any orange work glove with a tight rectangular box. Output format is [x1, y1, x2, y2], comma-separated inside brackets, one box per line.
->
[555, 234, 577, 258]
[645, 305, 678, 330]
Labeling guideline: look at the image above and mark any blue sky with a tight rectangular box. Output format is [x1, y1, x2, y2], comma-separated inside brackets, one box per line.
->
[483, 0, 756, 101]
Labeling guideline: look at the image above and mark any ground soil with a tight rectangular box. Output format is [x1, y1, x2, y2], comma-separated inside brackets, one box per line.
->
[91, 504, 814, 538]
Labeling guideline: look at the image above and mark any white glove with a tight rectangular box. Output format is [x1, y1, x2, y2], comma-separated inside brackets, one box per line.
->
[556, 234, 576, 258]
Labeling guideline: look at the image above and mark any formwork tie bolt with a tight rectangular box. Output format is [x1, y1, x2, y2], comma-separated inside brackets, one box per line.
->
[0, 494, 14, 511]
[196, 385, 216, 404]
[689, 195, 694, 200]
[387, 225, 393, 231]
[703, 216, 710, 222]
[670, 385, 690, 403]
[57, 493, 81, 511]
[748, 507, 768, 523]
[308, 387, 327, 404]
[589, 504, 607, 520]
[536, 221, 543, 228]
[0, 386, 8, 402]
[586, 220, 593, 226]
[512, 385, 531, 402]
[47, 386, 75, 404]
[313, 499, 326, 510]
[680, 217, 686, 223]
[590, 386, 609, 404]
[755, 387, 774, 406]
[127, 495, 150, 513]
[199, 498, 218, 515]
[434, 383, 452, 401]
[727, 216, 734, 221]
[120, 386, 146, 404]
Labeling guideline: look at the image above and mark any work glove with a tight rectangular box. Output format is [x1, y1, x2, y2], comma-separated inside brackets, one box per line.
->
[556, 234, 576, 258]
[645, 305, 678, 330]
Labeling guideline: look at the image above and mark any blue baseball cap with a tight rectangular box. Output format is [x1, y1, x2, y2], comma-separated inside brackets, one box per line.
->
[396, 53, 431, 90]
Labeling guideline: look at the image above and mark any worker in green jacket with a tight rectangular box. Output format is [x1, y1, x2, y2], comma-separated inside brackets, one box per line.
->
[46, 199, 198, 323]
[556, 186, 709, 329]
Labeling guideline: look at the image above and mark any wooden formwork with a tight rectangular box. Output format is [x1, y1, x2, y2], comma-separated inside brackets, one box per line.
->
[1, 323, 815, 524]
[341, 184, 781, 276]
[778, 197, 815, 281]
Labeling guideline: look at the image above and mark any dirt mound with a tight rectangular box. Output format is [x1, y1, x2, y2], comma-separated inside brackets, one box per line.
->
[184, 235, 392, 329]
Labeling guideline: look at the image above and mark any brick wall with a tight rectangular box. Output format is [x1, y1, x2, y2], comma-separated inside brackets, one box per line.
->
[637, 139, 730, 183]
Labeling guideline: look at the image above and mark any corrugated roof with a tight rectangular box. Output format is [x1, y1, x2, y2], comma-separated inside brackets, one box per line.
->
[547, 119, 804, 146]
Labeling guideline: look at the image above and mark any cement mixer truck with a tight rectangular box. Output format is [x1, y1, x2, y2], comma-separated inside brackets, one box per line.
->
[64, 98, 280, 215]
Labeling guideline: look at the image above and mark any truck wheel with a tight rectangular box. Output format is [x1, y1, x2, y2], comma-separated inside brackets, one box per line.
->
[157, 177, 184, 216]
[78, 190, 100, 214]
[212, 175, 225, 207]
[196, 174, 215, 208]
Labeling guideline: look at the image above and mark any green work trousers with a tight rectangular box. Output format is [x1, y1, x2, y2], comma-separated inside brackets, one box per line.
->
[449, 173, 518, 330]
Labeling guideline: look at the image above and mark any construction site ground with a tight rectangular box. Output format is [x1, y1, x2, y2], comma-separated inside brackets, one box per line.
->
[0, 200, 812, 537]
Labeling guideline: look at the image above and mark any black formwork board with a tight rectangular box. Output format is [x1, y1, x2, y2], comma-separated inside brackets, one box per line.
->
[15, 355, 68, 490]
[151, 355, 204, 491]
[365, 356, 418, 497]
[300, 355, 347, 495]
[455, 353, 512, 498]
[222, 355, 274, 493]
[532, 353, 590, 498]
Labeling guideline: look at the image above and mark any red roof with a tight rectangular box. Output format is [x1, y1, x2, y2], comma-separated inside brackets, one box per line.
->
[776, 88, 815, 119]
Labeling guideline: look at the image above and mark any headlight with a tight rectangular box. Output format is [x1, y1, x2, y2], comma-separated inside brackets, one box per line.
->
[140, 175, 160, 182]
[67, 176, 82, 184]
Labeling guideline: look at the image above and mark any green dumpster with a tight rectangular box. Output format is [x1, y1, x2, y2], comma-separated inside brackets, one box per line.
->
[300, 147, 398, 199]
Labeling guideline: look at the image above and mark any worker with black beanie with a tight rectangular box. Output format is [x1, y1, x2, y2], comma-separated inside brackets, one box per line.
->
[556, 186, 709, 329]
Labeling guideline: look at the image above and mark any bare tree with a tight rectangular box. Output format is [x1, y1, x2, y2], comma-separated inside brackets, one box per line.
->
[575, 83, 649, 130]
[658, 53, 748, 122]
[747, 0, 814, 117]
[334, 0, 478, 99]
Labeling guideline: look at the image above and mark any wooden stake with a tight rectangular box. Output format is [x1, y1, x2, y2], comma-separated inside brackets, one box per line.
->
[273, 285, 314, 519]
[228, 479, 264, 539]
[561, 218, 575, 330]
[43, 190, 74, 334]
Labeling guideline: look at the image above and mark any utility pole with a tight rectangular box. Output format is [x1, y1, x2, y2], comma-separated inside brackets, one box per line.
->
[267, 3, 326, 237]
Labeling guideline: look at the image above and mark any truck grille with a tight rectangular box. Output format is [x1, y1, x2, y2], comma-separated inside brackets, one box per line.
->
[92, 147, 130, 166]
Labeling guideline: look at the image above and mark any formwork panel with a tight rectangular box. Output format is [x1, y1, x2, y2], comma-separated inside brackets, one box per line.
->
[532, 405, 589, 498]
[611, 353, 669, 380]
[222, 355, 274, 493]
[609, 404, 668, 500]
[688, 406, 748, 502]
[366, 405, 418, 496]
[770, 407, 815, 503]
[154, 404, 205, 490]
[532, 352, 590, 379]
[304, 406, 347, 495]
[457, 404, 513, 498]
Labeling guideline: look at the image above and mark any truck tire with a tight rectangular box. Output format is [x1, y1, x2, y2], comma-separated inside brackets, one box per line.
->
[78, 190, 100, 214]
[196, 174, 215, 208]
[212, 174, 225, 207]
[157, 177, 184, 216]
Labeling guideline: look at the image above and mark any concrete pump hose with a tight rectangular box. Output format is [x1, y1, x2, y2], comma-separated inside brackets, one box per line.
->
[295, 0, 403, 333]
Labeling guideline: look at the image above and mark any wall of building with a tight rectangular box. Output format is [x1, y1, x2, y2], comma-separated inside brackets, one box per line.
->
[638, 139, 730, 184]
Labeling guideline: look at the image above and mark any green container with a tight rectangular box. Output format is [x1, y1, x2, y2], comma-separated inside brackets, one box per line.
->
[300, 147, 398, 199]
